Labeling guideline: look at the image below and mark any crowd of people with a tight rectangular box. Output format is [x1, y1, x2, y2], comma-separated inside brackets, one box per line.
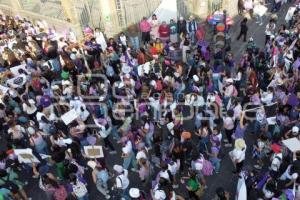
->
[0, 0, 299, 200]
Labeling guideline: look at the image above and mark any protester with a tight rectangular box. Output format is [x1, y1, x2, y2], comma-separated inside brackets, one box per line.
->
[0, 2, 299, 199]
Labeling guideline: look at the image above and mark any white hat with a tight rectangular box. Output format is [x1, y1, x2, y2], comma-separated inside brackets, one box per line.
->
[129, 188, 141, 198]
[226, 78, 233, 83]
[154, 189, 166, 200]
[118, 82, 125, 89]
[179, 16, 184, 20]
[292, 126, 299, 134]
[150, 80, 157, 87]
[63, 138, 73, 145]
[193, 75, 199, 82]
[51, 85, 59, 90]
[99, 96, 106, 102]
[62, 80, 71, 86]
[87, 161, 97, 169]
[113, 165, 124, 173]
[122, 65, 132, 74]
[292, 173, 298, 180]
[27, 127, 36, 135]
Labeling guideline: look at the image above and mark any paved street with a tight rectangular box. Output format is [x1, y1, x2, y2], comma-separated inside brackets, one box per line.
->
[17, 2, 293, 200]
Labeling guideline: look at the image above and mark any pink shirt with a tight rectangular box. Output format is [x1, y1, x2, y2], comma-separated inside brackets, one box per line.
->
[139, 20, 151, 32]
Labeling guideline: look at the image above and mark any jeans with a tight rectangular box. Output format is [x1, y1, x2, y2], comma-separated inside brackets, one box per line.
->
[188, 31, 196, 44]
[123, 153, 136, 170]
[210, 157, 221, 172]
[96, 180, 109, 196]
[256, 15, 263, 24]
[78, 194, 89, 200]
[111, 125, 121, 141]
[121, 187, 130, 200]
[129, 36, 139, 50]
[145, 133, 153, 148]
[212, 74, 220, 92]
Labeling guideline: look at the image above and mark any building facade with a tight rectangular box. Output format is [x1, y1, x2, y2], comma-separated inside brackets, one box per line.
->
[0, 0, 161, 37]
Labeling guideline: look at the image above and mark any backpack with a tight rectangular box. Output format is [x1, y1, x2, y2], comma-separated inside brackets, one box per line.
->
[72, 180, 88, 198]
[53, 185, 68, 200]
[201, 159, 214, 176]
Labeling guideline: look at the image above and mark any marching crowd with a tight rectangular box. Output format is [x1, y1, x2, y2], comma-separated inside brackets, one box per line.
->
[0, 0, 299, 200]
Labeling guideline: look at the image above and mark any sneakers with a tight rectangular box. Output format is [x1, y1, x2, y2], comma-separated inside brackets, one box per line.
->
[173, 184, 179, 189]
[105, 195, 111, 199]
[109, 150, 117, 155]
[259, 23, 263, 26]
[224, 143, 232, 147]
[223, 139, 228, 143]
[131, 168, 138, 172]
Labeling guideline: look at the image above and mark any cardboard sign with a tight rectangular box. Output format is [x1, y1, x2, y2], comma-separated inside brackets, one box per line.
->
[282, 137, 300, 152]
[10, 64, 27, 76]
[61, 109, 79, 125]
[84, 145, 104, 158]
[14, 148, 40, 163]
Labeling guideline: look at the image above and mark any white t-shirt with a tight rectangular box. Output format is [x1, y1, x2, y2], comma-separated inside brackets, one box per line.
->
[136, 150, 147, 160]
[232, 147, 246, 163]
[122, 141, 133, 154]
[224, 117, 234, 130]
[271, 153, 282, 171]
[22, 99, 37, 115]
[116, 170, 129, 190]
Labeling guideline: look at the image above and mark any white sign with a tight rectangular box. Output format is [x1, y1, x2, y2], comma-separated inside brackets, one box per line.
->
[84, 145, 104, 158]
[61, 109, 79, 125]
[10, 64, 28, 76]
[282, 137, 300, 152]
[14, 148, 40, 163]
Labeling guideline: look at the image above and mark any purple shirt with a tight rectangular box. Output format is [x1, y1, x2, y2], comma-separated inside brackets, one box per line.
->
[234, 124, 246, 139]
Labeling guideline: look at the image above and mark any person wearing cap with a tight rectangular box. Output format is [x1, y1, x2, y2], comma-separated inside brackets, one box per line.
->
[169, 19, 178, 44]
[284, 125, 299, 139]
[113, 164, 130, 200]
[223, 78, 235, 108]
[129, 187, 146, 200]
[88, 160, 111, 199]
[177, 16, 187, 39]
[229, 138, 247, 174]
[270, 143, 283, 179]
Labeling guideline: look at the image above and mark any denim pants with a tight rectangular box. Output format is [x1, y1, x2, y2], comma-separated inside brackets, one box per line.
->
[111, 125, 121, 141]
[189, 31, 196, 44]
[256, 15, 263, 24]
[123, 153, 136, 170]
[130, 36, 140, 50]
[96, 180, 109, 196]
[78, 194, 89, 200]
[212, 74, 220, 92]
[121, 187, 130, 200]
[210, 157, 221, 172]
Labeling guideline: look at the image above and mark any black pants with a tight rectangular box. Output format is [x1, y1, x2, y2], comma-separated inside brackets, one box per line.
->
[103, 136, 115, 151]
[236, 160, 244, 173]
[141, 31, 150, 44]
[188, 190, 200, 200]
[225, 129, 234, 144]
[237, 31, 247, 41]
[265, 35, 271, 45]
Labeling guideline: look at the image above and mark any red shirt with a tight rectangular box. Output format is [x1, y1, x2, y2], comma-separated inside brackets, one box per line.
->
[158, 24, 170, 38]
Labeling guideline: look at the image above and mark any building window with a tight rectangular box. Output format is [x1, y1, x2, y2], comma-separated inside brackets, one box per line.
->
[208, 0, 223, 14]
[115, 0, 124, 26]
